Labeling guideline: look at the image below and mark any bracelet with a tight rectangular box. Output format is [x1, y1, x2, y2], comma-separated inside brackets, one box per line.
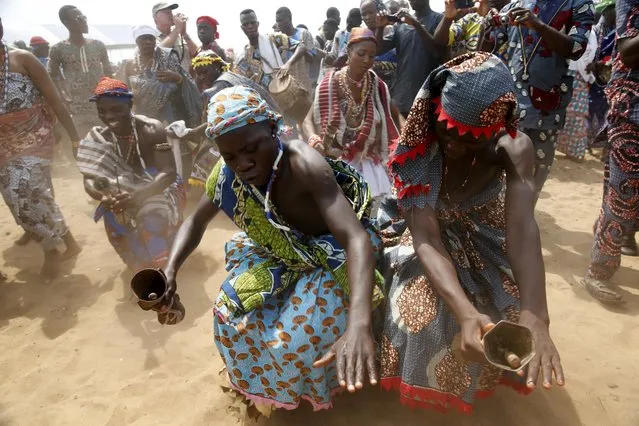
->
[154, 142, 172, 151]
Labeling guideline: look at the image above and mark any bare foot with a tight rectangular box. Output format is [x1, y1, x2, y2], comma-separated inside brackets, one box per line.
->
[14, 232, 32, 246]
[62, 244, 82, 261]
[61, 232, 82, 260]
[41, 250, 61, 279]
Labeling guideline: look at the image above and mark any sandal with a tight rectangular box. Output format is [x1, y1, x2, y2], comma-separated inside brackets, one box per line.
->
[580, 277, 625, 305]
[131, 268, 186, 325]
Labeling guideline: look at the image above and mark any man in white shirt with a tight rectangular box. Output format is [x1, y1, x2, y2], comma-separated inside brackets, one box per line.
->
[152, 2, 197, 71]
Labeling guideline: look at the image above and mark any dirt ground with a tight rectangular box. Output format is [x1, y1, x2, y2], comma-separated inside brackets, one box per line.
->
[0, 152, 637, 426]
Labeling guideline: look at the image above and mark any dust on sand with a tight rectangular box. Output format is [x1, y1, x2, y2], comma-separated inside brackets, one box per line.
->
[0, 153, 637, 426]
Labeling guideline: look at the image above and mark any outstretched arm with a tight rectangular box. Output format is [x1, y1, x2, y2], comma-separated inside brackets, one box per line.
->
[301, 147, 377, 392]
[406, 205, 493, 362]
[165, 195, 220, 298]
[283, 43, 307, 68]
[500, 132, 564, 389]
[397, 10, 446, 54]
[21, 51, 81, 153]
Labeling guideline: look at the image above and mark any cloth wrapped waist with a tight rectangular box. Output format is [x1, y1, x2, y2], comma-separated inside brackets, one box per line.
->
[0, 106, 55, 166]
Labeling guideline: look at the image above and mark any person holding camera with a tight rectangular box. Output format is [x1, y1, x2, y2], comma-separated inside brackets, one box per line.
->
[375, 0, 445, 119]
[152, 3, 198, 72]
[481, 0, 595, 197]
[434, 0, 509, 57]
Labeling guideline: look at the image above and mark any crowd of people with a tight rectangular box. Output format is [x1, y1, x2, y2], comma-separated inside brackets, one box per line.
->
[0, 0, 637, 419]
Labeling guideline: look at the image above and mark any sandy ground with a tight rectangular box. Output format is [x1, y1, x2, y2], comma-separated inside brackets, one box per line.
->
[0, 152, 638, 426]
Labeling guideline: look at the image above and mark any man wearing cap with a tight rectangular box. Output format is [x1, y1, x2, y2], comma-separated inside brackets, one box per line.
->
[30, 36, 50, 67]
[195, 16, 227, 62]
[482, 0, 595, 197]
[49, 5, 112, 138]
[76, 77, 186, 271]
[153, 2, 197, 72]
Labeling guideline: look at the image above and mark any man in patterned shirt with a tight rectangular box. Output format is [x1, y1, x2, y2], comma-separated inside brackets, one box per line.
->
[483, 0, 595, 197]
[48, 5, 112, 140]
[434, 0, 510, 56]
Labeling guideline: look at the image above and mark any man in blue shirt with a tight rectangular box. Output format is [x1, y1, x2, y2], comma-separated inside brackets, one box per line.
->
[377, 0, 445, 117]
[485, 0, 595, 196]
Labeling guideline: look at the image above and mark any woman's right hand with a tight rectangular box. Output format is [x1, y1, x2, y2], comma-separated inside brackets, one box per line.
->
[459, 313, 494, 363]
[157, 70, 181, 83]
[444, 0, 460, 19]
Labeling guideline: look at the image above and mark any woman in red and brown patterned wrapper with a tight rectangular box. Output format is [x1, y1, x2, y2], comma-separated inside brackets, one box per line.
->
[377, 51, 563, 414]
[0, 17, 82, 279]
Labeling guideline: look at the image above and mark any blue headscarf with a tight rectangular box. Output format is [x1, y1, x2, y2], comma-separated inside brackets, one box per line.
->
[205, 86, 283, 140]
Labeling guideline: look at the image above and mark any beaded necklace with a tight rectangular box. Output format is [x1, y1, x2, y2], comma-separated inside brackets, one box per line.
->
[112, 115, 147, 170]
[263, 138, 300, 235]
[0, 42, 9, 115]
[338, 68, 371, 130]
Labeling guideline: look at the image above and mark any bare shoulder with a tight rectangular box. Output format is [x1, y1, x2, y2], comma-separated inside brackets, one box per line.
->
[497, 131, 534, 162]
[8, 49, 40, 74]
[286, 140, 335, 187]
[496, 131, 535, 176]
[135, 115, 166, 144]
[10, 48, 37, 63]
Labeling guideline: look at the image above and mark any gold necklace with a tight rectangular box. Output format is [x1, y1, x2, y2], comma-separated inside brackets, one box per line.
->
[444, 155, 477, 202]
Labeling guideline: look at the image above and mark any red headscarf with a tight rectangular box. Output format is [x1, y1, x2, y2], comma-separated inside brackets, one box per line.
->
[196, 16, 220, 40]
[90, 77, 133, 101]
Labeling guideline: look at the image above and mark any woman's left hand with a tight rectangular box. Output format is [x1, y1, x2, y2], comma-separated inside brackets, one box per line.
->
[313, 323, 378, 392]
[157, 70, 181, 83]
[518, 311, 565, 389]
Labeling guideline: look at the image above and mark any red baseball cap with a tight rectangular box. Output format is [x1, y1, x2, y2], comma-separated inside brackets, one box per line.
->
[30, 36, 49, 46]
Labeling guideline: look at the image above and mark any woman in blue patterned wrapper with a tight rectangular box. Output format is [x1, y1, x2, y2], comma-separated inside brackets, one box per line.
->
[378, 52, 564, 414]
[163, 86, 385, 417]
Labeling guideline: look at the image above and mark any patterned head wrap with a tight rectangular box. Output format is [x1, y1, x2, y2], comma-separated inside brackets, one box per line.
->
[205, 86, 283, 140]
[348, 28, 378, 47]
[191, 50, 230, 71]
[388, 52, 519, 205]
[90, 77, 134, 102]
[196, 16, 220, 39]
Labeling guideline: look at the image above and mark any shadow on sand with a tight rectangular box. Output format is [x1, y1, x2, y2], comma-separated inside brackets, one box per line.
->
[536, 209, 639, 316]
[256, 384, 583, 426]
[0, 244, 115, 339]
[113, 251, 219, 370]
